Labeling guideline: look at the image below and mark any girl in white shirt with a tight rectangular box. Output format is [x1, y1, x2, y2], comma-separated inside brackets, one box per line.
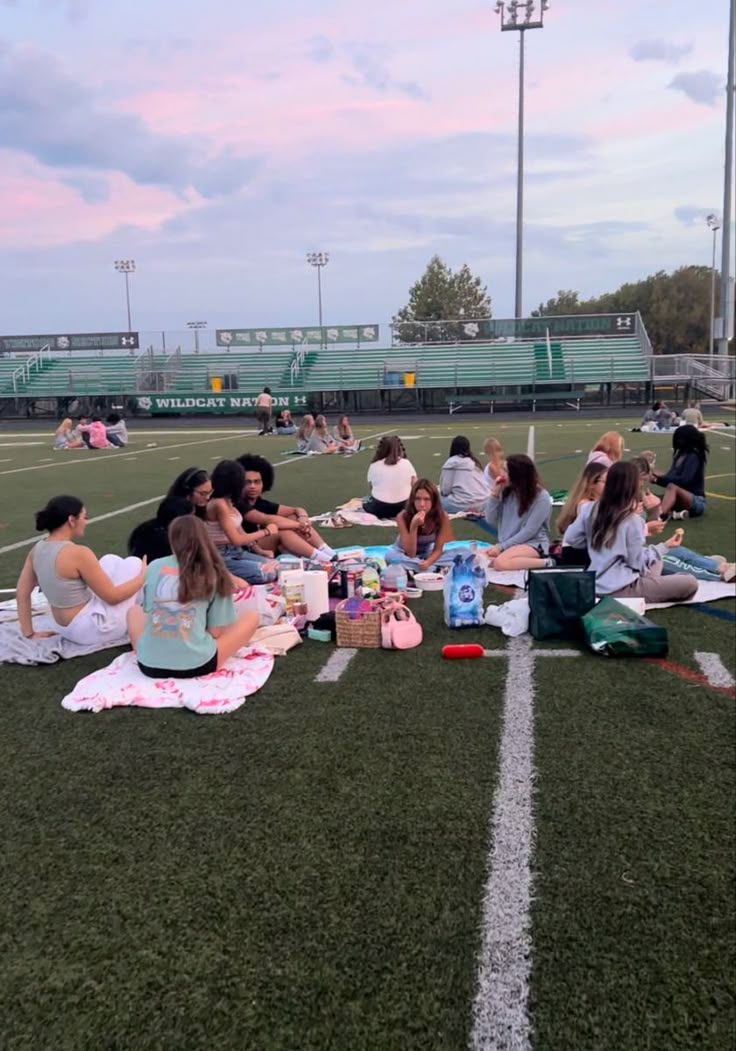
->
[363, 436, 416, 519]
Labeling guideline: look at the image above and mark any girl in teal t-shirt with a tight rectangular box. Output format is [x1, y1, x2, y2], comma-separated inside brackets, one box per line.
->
[127, 516, 258, 678]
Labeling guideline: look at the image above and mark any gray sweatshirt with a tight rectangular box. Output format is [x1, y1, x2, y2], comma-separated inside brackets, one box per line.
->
[563, 501, 666, 594]
[485, 488, 552, 552]
[439, 455, 490, 508]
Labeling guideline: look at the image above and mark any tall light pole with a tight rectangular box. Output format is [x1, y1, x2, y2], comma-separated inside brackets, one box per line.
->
[494, 1, 550, 320]
[306, 251, 329, 328]
[716, 0, 735, 356]
[113, 259, 136, 332]
[187, 320, 207, 353]
[706, 215, 721, 356]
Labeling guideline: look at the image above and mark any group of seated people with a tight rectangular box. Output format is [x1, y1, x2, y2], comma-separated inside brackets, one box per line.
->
[636, 400, 710, 432]
[295, 414, 361, 454]
[16, 418, 730, 683]
[53, 414, 128, 449]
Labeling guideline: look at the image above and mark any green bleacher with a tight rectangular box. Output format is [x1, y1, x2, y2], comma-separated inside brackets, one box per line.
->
[6, 334, 649, 400]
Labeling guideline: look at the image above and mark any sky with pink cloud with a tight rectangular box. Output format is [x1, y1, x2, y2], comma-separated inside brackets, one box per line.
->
[0, 0, 731, 344]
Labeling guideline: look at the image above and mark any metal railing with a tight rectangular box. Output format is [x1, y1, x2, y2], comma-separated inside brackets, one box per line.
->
[11, 344, 50, 393]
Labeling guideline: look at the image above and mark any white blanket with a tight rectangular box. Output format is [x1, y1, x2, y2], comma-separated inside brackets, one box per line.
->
[0, 612, 128, 665]
[484, 569, 736, 609]
[61, 646, 275, 715]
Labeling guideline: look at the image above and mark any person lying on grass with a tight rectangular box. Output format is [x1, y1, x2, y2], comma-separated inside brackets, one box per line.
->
[127, 515, 258, 680]
[386, 478, 468, 572]
[484, 454, 555, 571]
[235, 453, 336, 563]
[650, 424, 709, 520]
[205, 460, 280, 583]
[16, 494, 146, 644]
[563, 461, 698, 604]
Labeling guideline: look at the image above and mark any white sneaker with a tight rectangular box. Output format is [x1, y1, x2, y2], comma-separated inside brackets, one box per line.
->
[670, 510, 689, 520]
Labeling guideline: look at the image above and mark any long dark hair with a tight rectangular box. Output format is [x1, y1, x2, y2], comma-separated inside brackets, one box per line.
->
[372, 435, 404, 465]
[448, 435, 481, 469]
[210, 459, 245, 503]
[503, 454, 542, 515]
[403, 478, 447, 536]
[672, 424, 708, 462]
[169, 515, 232, 603]
[167, 467, 209, 518]
[237, 453, 274, 492]
[35, 495, 84, 533]
[590, 461, 641, 550]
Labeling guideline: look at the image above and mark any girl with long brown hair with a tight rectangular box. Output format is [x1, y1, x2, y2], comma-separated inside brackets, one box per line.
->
[484, 454, 554, 571]
[563, 461, 697, 602]
[127, 515, 258, 678]
[363, 435, 417, 518]
[386, 479, 465, 571]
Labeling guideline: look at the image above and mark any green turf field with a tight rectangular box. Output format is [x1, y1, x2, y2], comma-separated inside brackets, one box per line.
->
[1, 416, 734, 1050]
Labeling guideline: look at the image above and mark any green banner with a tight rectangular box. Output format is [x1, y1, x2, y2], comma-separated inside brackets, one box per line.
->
[0, 331, 139, 353]
[135, 393, 309, 414]
[392, 314, 637, 343]
[216, 324, 379, 347]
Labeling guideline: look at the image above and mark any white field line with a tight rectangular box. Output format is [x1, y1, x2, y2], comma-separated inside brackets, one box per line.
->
[694, 652, 735, 689]
[314, 648, 358, 682]
[483, 648, 580, 658]
[0, 431, 393, 565]
[0, 432, 257, 478]
[526, 425, 535, 461]
[471, 633, 535, 1051]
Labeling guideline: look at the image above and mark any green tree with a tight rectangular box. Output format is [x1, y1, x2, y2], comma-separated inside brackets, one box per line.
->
[533, 266, 720, 355]
[393, 256, 491, 343]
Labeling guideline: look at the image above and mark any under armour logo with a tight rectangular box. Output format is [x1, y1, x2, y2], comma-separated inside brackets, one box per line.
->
[615, 316, 632, 330]
[122, 336, 136, 346]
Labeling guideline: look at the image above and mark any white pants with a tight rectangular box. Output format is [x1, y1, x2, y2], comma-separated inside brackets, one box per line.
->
[58, 554, 142, 646]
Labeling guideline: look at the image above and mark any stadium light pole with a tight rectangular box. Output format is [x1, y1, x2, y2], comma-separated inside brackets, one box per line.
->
[706, 215, 721, 356]
[494, 0, 550, 320]
[113, 260, 136, 332]
[187, 320, 207, 353]
[306, 251, 329, 328]
[715, 0, 735, 356]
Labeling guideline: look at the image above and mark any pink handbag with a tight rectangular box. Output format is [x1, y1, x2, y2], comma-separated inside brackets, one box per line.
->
[381, 603, 423, 650]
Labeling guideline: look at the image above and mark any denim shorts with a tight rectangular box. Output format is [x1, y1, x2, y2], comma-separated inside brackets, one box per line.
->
[690, 495, 706, 517]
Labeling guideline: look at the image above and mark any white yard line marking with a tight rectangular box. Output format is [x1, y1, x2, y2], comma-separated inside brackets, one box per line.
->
[314, 648, 358, 682]
[0, 432, 255, 477]
[483, 648, 580, 658]
[526, 425, 535, 461]
[694, 652, 735, 689]
[471, 633, 535, 1051]
[0, 445, 332, 560]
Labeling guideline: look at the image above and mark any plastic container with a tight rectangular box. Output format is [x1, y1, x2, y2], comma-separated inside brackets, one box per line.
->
[210, 376, 223, 393]
[381, 565, 407, 592]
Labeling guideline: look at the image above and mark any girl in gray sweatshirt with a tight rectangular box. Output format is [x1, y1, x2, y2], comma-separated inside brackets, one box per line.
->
[484, 454, 554, 571]
[439, 436, 491, 512]
[563, 461, 697, 603]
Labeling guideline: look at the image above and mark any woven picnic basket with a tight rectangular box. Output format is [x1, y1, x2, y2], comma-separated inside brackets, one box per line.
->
[335, 598, 383, 648]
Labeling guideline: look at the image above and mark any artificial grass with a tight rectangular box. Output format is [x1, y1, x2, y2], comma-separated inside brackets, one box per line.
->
[0, 416, 734, 1048]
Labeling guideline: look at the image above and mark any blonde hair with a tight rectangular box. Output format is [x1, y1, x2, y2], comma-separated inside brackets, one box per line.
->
[483, 436, 505, 478]
[55, 418, 73, 437]
[297, 414, 315, 441]
[591, 431, 624, 463]
[557, 462, 608, 534]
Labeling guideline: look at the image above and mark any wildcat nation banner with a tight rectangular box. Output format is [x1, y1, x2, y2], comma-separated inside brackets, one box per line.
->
[135, 393, 308, 414]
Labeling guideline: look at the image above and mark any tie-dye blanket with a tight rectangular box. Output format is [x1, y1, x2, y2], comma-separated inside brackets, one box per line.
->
[61, 646, 274, 715]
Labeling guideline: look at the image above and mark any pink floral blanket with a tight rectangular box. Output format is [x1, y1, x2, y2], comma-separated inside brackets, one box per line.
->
[61, 646, 275, 715]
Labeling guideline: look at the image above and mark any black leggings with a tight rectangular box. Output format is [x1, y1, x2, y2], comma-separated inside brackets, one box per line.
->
[138, 652, 218, 679]
[362, 496, 407, 519]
